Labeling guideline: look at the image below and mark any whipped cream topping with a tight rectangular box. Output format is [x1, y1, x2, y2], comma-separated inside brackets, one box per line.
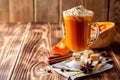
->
[63, 5, 93, 16]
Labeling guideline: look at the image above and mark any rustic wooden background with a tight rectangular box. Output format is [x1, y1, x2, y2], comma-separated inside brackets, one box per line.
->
[0, 1, 120, 80]
[0, 0, 119, 24]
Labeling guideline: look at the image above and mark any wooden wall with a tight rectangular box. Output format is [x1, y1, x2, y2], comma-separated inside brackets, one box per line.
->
[0, 0, 120, 27]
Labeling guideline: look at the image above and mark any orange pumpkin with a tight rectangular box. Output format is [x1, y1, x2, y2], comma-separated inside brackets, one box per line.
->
[51, 38, 69, 55]
[90, 22, 116, 48]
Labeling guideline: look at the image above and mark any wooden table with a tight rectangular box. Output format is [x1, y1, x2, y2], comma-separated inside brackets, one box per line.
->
[0, 23, 120, 80]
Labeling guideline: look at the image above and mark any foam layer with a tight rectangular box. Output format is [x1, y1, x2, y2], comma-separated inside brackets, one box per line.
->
[63, 5, 93, 16]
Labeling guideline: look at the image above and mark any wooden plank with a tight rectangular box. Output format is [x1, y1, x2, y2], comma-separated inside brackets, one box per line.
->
[62, 0, 84, 11]
[9, 0, 33, 23]
[10, 24, 51, 80]
[85, 0, 108, 21]
[9, 23, 67, 80]
[0, 0, 9, 23]
[0, 23, 30, 80]
[9, 24, 68, 80]
[34, 0, 59, 23]
[109, 0, 120, 32]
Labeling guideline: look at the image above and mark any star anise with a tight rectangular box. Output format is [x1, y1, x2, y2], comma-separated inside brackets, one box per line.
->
[80, 61, 94, 74]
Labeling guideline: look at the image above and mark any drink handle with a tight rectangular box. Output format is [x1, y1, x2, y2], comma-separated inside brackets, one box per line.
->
[90, 23, 99, 43]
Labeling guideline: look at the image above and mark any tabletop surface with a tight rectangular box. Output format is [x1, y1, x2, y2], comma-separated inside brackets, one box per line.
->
[0, 23, 120, 80]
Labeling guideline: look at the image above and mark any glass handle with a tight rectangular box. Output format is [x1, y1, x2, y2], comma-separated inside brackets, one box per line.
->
[90, 23, 99, 43]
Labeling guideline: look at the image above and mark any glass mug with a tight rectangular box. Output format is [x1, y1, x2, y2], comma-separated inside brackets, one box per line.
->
[63, 10, 99, 52]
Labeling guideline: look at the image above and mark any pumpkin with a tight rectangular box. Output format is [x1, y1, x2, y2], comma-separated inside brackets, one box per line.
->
[51, 38, 69, 55]
[89, 22, 116, 49]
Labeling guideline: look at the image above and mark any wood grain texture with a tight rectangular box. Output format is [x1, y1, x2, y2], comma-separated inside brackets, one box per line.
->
[62, 0, 84, 11]
[9, 23, 67, 80]
[9, 0, 33, 23]
[0, 0, 9, 23]
[109, 0, 120, 32]
[34, 0, 59, 23]
[10, 24, 47, 79]
[85, 0, 108, 22]
[0, 0, 120, 24]
[0, 23, 30, 80]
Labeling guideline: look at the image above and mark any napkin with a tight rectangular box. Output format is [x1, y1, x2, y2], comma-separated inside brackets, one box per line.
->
[52, 60, 113, 80]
